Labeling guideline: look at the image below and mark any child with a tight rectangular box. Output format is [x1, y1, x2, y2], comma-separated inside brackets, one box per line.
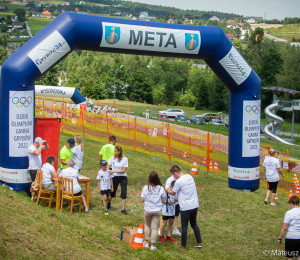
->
[158, 180, 177, 242]
[97, 160, 114, 215]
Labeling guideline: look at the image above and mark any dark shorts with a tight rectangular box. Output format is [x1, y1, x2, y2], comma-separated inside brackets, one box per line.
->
[267, 181, 278, 193]
[162, 215, 174, 220]
[29, 170, 38, 182]
[101, 189, 111, 196]
[285, 238, 300, 257]
[74, 191, 82, 196]
[111, 176, 127, 199]
[175, 204, 180, 217]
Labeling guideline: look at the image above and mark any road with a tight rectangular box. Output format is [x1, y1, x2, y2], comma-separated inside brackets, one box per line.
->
[264, 33, 288, 43]
[25, 21, 33, 38]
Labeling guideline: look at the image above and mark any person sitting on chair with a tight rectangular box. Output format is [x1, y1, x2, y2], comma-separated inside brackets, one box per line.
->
[59, 158, 89, 212]
[41, 155, 60, 192]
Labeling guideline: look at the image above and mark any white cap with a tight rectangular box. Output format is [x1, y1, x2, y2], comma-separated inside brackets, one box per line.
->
[35, 137, 45, 143]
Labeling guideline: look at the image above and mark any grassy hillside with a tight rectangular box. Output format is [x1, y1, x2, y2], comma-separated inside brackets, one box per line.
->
[267, 24, 300, 41]
[0, 133, 293, 259]
[27, 19, 53, 35]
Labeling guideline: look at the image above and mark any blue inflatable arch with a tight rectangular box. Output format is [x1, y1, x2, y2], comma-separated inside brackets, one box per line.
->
[0, 13, 261, 192]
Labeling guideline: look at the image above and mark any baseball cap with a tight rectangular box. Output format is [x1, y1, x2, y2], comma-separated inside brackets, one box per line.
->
[100, 160, 108, 166]
[35, 137, 45, 143]
[68, 138, 75, 147]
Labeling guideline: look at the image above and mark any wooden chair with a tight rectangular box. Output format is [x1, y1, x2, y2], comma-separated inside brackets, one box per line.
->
[36, 169, 56, 208]
[60, 177, 83, 215]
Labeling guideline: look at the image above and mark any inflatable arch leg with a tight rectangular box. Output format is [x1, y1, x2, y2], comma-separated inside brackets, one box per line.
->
[0, 13, 261, 191]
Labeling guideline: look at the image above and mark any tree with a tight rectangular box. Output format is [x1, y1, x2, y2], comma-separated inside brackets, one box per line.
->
[163, 74, 174, 106]
[152, 84, 165, 105]
[35, 66, 59, 86]
[194, 75, 210, 110]
[53, 10, 60, 16]
[14, 8, 26, 22]
[28, 11, 32, 17]
[235, 27, 241, 38]
[0, 24, 8, 32]
[249, 27, 264, 50]
[232, 39, 243, 52]
[180, 89, 196, 107]
[0, 46, 8, 65]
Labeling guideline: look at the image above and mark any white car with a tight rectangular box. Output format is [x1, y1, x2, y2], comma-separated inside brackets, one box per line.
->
[158, 108, 185, 118]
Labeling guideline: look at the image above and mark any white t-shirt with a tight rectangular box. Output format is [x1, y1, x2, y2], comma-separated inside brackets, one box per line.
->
[72, 145, 84, 170]
[263, 156, 281, 182]
[284, 207, 300, 239]
[141, 185, 165, 212]
[59, 167, 81, 194]
[28, 144, 42, 170]
[41, 163, 55, 184]
[172, 174, 199, 211]
[162, 191, 175, 216]
[97, 169, 114, 190]
[108, 156, 128, 177]
[166, 175, 178, 206]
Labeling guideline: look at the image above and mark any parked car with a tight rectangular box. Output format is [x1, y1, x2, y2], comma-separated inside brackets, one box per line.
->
[158, 108, 185, 118]
[175, 114, 188, 123]
[190, 116, 206, 124]
[208, 119, 224, 125]
[198, 113, 221, 122]
[260, 125, 266, 134]
[157, 114, 169, 120]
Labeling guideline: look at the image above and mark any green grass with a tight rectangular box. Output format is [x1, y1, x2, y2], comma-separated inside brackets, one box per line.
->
[27, 19, 52, 35]
[7, 3, 25, 11]
[267, 24, 300, 41]
[0, 132, 293, 259]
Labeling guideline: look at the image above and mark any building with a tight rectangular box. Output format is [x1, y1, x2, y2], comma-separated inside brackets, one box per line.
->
[112, 12, 122, 16]
[32, 12, 43, 18]
[1, 5, 7, 11]
[167, 19, 174, 24]
[79, 1, 85, 4]
[75, 7, 79, 12]
[226, 33, 234, 40]
[227, 20, 239, 29]
[139, 11, 155, 20]
[42, 10, 53, 18]
[0, 17, 6, 24]
[241, 26, 250, 35]
[11, 16, 18, 22]
[12, 22, 24, 29]
[123, 13, 132, 17]
[245, 16, 263, 23]
[209, 16, 220, 21]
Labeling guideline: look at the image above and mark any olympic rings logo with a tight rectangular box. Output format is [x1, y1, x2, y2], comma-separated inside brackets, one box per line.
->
[245, 105, 260, 115]
[12, 96, 32, 108]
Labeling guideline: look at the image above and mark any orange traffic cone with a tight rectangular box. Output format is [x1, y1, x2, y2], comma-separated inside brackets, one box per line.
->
[293, 173, 298, 181]
[288, 188, 293, 199]
[209, 160, 213, 170]
[130, 223, 144, 249]
[295, 187, 300, 195]
[183, 151, 187, 158]
[144, 143, 146, 147]
[213, 161, 219, 171]
[295, 180, 300, 187]
[202, 157, 206, 165]
[163, 147, 166, 153]
[275, 193, 278, 200]
[190, 160, 198, 175]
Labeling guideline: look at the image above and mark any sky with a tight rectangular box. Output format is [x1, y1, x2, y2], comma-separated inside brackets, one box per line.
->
[133, 0, 299, 20]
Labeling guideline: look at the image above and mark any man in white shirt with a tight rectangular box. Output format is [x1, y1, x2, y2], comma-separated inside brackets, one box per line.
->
[28, 137, 49, 200]
[263, 149, 284, 206]
[165, 165, 202, 249]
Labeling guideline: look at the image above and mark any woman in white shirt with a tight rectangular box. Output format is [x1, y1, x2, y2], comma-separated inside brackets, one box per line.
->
[59, 158, 89, 213]
[108, 146, 128, 215]
[278, 196, 300, 260]
[72, 135, 84, 172]
[41, 155, 60, 192]
[141, 172, 165, 250]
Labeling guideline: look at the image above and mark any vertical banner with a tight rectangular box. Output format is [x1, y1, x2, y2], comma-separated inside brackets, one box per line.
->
[9, 90, 34, 157]
[242, 100, 261, 157]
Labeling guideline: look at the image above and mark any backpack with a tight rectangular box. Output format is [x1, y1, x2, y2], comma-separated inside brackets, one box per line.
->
[30, 176, 40, 192]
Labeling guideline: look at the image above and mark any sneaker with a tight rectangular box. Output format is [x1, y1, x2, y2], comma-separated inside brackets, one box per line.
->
[150, 245, 157, 250]
[121, 210, 128, 215]
[166, 236, 176, 241]
[172, 229, 181, 236]
[264, 200, 268, 205]
[270, 203, 276, 206]
[158, 229, 161, 236]
[143, 242, 149, 248]
[107, 202, 111, 209]
[195, 243, 203, 248]
[158, 236, 166, 242]
[102, 204, 104, 209]
[176, 245, 185, 250]
[104, 210, 109, 216]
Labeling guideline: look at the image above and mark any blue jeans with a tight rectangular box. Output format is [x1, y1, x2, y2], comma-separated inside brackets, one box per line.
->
[180, 207, 202, 247]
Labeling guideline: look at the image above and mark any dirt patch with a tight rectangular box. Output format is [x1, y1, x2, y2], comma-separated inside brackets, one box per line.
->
[251, 24, 284, 29]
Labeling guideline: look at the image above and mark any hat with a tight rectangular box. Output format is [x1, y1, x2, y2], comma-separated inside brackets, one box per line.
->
[100, 160, 108, 166]
[35, 137, 44, 143]
[68, 138, 75, 147]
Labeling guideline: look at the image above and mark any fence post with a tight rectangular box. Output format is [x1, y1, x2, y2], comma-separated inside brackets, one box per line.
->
[106, 112, 109, 142]
[288, 149, 289, 159]
[145, 118, 148, 144]
[207, 133, 210, 178]
[61, 104, 64, 134]
[268, 144, 270, 155]
[81, 108, 85, 138]
[43, 101, 45, 118]
[219, 133, 221, 151]
[51, 100, 53, 115]
[127, 115, 130, 140]
[189, 136, 191, 159]
[167, 124, 172, 167]
[134, 117, 137, 156]
[130, 104, 131, 114]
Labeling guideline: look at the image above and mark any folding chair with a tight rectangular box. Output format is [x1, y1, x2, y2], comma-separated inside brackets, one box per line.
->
[60, 177, 83, 215]
[36, 169, 55, 208]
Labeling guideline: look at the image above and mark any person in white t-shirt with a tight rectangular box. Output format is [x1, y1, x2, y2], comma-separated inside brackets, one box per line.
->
[158, 180, 177, 243]
[59, 158, 89, 213]
[72, 135, 84, 172]
[278, 196, 300, 260]
[263, 149, 284, 206]
[41, 155, 60, 192]
[97, 160, 114, 216]
[108, 146, 128, 215]
[165, 165, 202, 249]
[28, 137, 49, 200]
[141, 171, 166, 250]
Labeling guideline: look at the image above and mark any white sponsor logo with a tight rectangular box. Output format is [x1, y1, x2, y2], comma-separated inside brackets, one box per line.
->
[219, 46, 252, 85]
[100, 22, 201, 55]
[27, 30, 71, 74]
[0, 167, 31, 183]
[228, 166, 260, 181]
